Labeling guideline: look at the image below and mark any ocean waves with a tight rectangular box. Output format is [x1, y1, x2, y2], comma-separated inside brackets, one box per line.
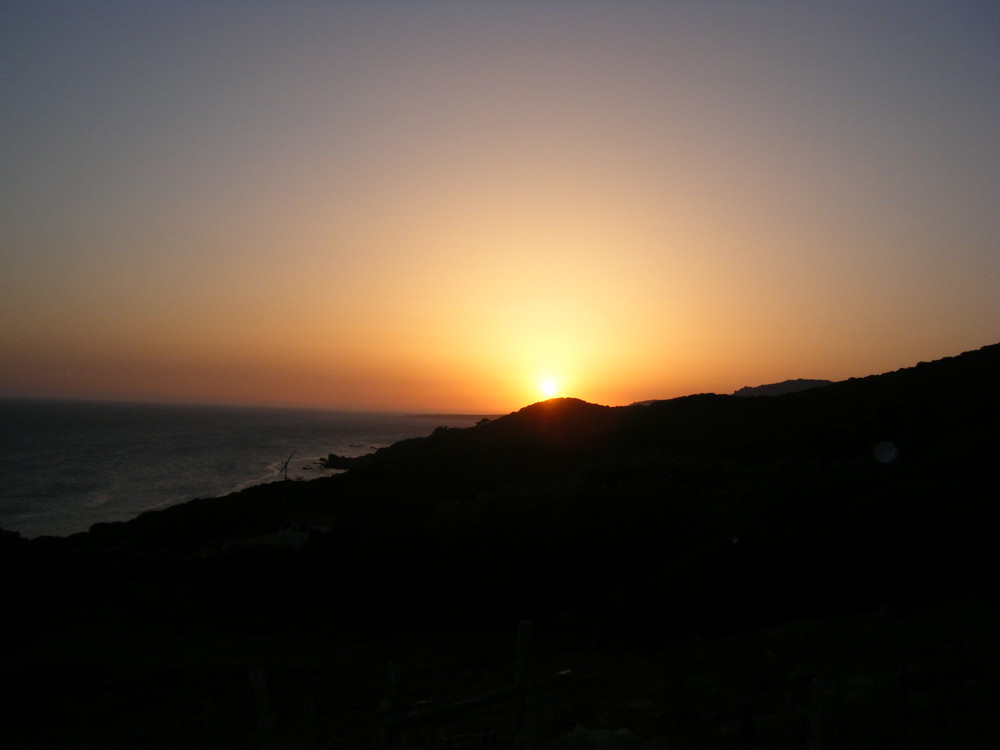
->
[0, 399, 474, 538]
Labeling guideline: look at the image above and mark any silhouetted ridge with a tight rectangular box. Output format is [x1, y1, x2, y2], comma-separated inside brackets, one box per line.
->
[733, 378, 832, 396]
[475, 397, 625, 445]
[3, 342, 999, 676]
[512, 396, 605, 414]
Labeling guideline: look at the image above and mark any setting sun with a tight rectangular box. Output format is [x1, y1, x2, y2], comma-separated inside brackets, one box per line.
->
[0, 3, 996, 416]
[540, 380, 559, 398]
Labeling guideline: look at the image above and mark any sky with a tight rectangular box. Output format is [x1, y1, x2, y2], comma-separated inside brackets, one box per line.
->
[2, 1, 999, 412]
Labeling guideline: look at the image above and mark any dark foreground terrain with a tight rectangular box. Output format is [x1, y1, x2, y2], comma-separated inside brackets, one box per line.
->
[3, 343, 999, 748]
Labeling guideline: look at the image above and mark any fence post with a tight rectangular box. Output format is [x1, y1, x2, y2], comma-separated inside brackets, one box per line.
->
[514, 621, 532, 686]
[379, 661, 401, 750]
[834, 672, 846, 749]
[808, 677, 825, 750]
[512, 621, 533, 749]
[739, 701, 755, 750]
[516, 621, 532, 728]
[303, 690, 318, 750]
[249, 671, 276, 750]
[900, 665, 909, 750]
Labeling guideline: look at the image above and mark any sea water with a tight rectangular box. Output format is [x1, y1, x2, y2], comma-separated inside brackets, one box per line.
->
[0, 398, 479, 539]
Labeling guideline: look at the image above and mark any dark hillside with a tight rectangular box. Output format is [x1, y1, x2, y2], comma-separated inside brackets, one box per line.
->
[2, 343, 999, 747]
[19, 343, 999, 625]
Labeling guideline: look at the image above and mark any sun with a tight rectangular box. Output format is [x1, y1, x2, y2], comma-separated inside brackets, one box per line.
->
[540, 380, 559, 398]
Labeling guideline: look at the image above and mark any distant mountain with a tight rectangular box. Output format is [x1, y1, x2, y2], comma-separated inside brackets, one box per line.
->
[732, 377, 832, 397]
[633, 376, 832, 404]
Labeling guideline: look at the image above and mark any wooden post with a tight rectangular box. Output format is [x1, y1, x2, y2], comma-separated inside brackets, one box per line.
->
[302, 690, 318, 750]
[512, 621, 532, 748]
[834, 672, 846, 749]
[739, 701, 755, 750]
[204, 698, 227, 750]
[514, 621, 531, 686]
[379, 662, 401, 750]
[517, 690, 558, 750]
[249, 671, 276, 750]
[808, 677, 825, 750]
[900, 665, 909, 750]
[425, 672, 441, 750]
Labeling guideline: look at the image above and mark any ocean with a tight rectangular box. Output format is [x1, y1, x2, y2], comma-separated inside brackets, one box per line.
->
[0, 398, 481, 539]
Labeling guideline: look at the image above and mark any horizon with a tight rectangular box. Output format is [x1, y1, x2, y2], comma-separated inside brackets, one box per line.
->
[3, 339, 991, 415]
[3, 3, 999, 413]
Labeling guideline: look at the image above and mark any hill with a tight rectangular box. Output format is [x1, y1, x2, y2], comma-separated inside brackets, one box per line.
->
[3, 342, 1000, 747]
[13, 342, 999, 621]
[732, 377, 832, 396]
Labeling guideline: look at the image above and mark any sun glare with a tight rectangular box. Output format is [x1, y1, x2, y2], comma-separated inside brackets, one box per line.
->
[540, 380, 559, 398]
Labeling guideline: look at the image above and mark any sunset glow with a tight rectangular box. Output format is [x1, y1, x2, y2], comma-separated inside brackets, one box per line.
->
[2, 3, 998, 412]
[540, 380, 559, 398]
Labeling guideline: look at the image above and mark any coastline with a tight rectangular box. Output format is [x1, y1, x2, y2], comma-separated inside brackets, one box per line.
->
[2, 344, 999, 747]
[0, 401, 476, 539]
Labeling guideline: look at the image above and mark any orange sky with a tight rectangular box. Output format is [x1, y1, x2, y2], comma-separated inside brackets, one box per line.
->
[2, 2, 999, 411]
